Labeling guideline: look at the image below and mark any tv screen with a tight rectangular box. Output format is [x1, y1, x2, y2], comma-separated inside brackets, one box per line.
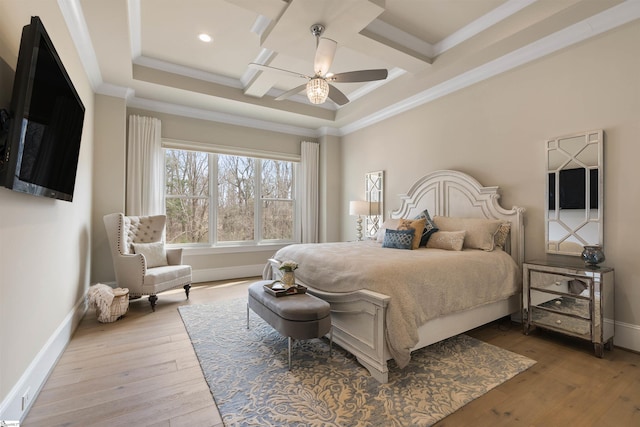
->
[0, 16, 85, 202]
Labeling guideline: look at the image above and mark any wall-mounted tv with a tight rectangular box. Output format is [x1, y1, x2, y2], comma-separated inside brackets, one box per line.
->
[0, 16, 85, 202]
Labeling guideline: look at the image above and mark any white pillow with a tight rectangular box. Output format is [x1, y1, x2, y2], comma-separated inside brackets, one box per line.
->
[433, 216, 503, 251]
[132, 242, 168, 268]
[426, 230, 466, 251]
[376, 218, 402, 242]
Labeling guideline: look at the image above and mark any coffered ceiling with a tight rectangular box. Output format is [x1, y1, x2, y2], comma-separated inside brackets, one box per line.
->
[64, 0, 638, 135]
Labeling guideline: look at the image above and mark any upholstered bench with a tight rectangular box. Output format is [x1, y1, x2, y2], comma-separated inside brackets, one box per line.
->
[247, 280, 332, 369]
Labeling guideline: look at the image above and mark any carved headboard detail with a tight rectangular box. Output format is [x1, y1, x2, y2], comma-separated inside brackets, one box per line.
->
[390, 170, 525, 267]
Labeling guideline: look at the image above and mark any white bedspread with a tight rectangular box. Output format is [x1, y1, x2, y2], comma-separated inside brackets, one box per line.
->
[272, 240, 520, 368]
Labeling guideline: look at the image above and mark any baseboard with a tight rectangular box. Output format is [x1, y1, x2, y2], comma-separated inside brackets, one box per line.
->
[0, 295, 88, 422]
[191, 264, 265, 283]
[613, 320, 640, 353]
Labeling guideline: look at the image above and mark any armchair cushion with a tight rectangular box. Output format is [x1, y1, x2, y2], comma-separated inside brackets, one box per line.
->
[132, 242, 168, 268]
[143, 264, 192, 293]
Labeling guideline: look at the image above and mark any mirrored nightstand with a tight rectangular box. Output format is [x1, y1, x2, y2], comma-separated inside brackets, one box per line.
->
[523, 260, 614, 357]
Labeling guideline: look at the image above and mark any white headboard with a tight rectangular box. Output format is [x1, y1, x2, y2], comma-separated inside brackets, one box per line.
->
[390, 170, 525, 267]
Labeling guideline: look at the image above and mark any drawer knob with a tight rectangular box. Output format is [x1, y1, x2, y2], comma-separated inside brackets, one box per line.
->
[555, 281, 562, 286]
[555, 300, 562, 305]
[556, 320, 562, 324]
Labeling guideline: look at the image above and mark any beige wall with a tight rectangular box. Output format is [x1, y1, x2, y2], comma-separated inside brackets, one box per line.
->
[319, 134, 342, 242]
[340, 22, 640, 341]
[91, 95, 127, 283]
[0, 2, 95, 415]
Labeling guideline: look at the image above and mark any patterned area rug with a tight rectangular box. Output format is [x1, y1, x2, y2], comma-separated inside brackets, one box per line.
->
[178, 299, 535, 427]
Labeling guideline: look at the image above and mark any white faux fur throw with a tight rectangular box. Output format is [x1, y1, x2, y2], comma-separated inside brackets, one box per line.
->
[272, 240, 520, 368]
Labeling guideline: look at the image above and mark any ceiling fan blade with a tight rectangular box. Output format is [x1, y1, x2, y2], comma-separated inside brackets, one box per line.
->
[248, 63, 310, 80]
[330, 69, 388, 83]
[314, 37, 337, 76]
[328, 84, 349, 106]
[275, 84, 307, 101]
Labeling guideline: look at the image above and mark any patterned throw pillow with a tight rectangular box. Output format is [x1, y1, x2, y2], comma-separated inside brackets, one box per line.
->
[414, 209, 439, 246]
[397, 218, 426, 250]
[382, 229, 415, 250]
[494, 222, 511, 250]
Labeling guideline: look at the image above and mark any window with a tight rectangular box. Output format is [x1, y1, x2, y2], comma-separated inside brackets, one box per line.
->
[164, 148, 296, 246]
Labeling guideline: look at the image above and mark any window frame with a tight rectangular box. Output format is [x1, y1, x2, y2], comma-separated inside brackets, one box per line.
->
[163, 140, 300, 248]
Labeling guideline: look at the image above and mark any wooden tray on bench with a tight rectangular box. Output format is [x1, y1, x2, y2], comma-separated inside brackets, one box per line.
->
[263, 281, 307, 297]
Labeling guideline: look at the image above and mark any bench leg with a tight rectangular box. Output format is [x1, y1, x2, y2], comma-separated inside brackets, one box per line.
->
[288, 337, 292, 370]
[246, 304, 250, 329]
[329, 326, 333, 358]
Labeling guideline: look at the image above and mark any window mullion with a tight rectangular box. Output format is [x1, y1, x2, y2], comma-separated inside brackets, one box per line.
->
[255, 159, 262, 243]
[210, 153, 218, 245]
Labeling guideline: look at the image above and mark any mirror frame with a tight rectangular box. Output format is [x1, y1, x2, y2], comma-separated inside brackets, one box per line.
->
[365, 170, 384, 239]
[545, 130, 603, 255]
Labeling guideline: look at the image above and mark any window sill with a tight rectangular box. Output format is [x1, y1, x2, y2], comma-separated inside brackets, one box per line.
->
[177, 243, 293, 256]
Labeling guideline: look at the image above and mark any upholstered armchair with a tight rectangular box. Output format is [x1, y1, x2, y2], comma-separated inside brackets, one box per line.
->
[103, 213, 191, 311]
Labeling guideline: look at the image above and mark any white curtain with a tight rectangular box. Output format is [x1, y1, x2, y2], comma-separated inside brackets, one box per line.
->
[126, 115, 164, 216]
[298, 141, 319, 243]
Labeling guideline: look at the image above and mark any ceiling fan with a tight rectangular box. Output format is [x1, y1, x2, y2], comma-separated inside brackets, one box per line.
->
[249, 24, 388, 105]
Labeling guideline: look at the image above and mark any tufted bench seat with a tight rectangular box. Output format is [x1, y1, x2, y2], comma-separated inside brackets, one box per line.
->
[247, 280, 332, 369]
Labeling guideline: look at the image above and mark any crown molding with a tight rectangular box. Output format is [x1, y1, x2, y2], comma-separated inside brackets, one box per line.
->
[433, 0, 538, 55]
[58, 0, 102, 88]
[341, 0, 640, 136]
[127, 97, 325, 138]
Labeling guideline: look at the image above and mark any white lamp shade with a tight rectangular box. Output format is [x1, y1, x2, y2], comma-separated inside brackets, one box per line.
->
[349, 200, 372, 216]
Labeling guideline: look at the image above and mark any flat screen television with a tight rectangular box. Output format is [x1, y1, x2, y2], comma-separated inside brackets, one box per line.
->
[0, 16, 85, 202]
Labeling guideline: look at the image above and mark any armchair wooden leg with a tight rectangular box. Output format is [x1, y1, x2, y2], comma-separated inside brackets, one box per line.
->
[184, 284, 191, 299]
[149, 295, 158, 312]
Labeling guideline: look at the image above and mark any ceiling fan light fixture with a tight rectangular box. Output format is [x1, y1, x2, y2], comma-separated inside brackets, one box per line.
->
[306, 78, 329, 104]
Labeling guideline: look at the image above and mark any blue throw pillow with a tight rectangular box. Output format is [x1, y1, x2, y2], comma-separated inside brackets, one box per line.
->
[414, 209, 438, 246]
[382, 229, 415, 249]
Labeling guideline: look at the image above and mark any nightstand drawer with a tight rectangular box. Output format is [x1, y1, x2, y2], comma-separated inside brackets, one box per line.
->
[530, 307, 592, 340]
[530, 291, 590, 319]
[530, 270, 592, 296]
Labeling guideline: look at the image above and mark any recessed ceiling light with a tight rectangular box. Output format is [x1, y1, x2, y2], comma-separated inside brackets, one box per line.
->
[198, 33, 212, 43]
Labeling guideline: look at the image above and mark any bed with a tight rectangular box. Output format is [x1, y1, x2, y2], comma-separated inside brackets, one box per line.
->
[266, 170, 525, 383]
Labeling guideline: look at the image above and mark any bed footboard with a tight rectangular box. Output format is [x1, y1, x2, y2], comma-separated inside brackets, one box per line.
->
[307, 287, 391, 383]
[267, 259, 392, 382]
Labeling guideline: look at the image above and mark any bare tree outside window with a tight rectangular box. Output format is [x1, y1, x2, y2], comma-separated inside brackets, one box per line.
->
[165, 149, 209, 243]
[262, 159, 294, 240]
[217, 154, 255, 242]
[164, 148, 295, 245]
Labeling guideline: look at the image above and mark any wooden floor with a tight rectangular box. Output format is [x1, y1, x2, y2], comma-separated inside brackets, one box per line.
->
[23, 278, 640, 427]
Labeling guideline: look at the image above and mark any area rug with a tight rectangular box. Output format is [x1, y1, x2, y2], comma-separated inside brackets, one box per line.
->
[178, 299, 535, 427]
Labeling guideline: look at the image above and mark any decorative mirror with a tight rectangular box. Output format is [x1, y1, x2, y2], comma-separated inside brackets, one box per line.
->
[365, 170, 384, 239]
[546, 130, 603, 255]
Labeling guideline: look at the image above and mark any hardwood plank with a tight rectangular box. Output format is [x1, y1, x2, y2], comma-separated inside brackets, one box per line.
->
[22, 278, 640, 427]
